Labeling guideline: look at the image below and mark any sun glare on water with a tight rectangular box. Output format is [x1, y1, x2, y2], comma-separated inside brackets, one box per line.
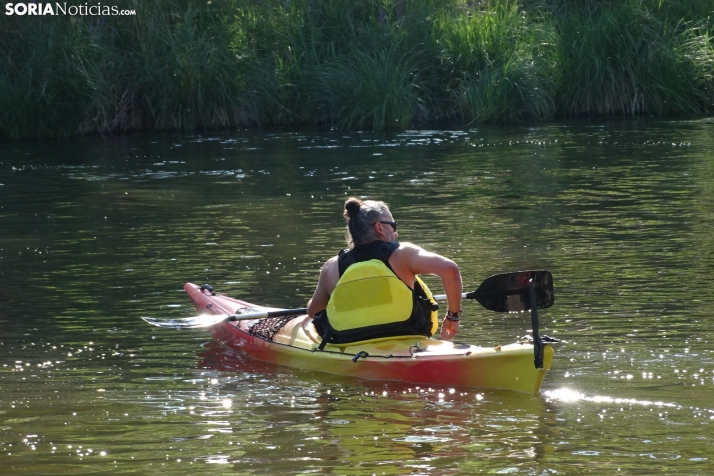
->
[544, 388, 680, 409]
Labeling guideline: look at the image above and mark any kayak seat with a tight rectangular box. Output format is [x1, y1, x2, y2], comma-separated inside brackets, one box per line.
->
[304, 317, 427, 349]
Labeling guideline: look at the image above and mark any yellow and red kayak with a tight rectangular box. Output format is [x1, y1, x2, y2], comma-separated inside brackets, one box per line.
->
[184, 282, 554, 393]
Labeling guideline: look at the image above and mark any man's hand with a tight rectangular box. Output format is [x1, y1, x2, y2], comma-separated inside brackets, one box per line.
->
[440, 317, 460, 341]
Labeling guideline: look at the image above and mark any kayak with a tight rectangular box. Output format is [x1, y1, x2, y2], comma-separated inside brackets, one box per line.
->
[184, 282, 555, 393]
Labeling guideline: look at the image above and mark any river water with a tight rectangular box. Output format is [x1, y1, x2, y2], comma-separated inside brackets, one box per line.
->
[1, 118, 713, 474]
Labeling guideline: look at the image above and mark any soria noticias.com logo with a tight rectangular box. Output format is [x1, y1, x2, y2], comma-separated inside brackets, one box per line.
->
[5, 2, 136, 16]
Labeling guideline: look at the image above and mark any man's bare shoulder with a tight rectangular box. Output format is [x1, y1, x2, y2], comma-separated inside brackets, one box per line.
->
[397, 241, 421, 249]
[321, 255, 339, 270]
[314, 255, 340, 295]
[396, 241, 427, 254]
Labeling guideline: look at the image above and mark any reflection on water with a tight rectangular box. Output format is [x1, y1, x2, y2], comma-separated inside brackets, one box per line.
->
[193, 342, 554, 474]
[2, 117, 714, 473]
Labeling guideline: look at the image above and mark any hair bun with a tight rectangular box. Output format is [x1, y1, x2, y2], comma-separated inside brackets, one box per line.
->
[343, 197, 362, 219]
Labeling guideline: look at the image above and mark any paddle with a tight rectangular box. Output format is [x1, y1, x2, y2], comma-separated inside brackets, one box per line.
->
[435, 270, 553, 369]
[433, 269, 554, 313]
[143, 270, 553, 330]
[478, 270, 552, 368]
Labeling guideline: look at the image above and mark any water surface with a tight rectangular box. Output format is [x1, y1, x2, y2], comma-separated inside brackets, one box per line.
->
[1, 118, 714, 474]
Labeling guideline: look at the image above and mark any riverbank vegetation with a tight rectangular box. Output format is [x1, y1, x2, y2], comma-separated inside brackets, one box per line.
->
[1, 0, 712, 138]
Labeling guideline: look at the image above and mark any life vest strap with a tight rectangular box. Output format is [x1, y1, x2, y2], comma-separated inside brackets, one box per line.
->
[317, 328, 330, 351]
[338, 241, 399, 276]
[337, 249, 356, 276]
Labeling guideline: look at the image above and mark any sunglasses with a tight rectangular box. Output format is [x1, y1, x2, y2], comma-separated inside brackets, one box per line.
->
[376, 221, 397, 232]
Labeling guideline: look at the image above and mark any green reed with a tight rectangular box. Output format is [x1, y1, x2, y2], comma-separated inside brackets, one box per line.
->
[0, 16, 113, 137]
[431, 2, 558, 123]
[555, 1, 713, 116]
[305, 45, 425, 129]
[0, 0, 712, 138]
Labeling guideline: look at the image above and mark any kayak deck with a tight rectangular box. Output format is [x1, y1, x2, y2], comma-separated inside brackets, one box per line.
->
[185, 283, 554, 393]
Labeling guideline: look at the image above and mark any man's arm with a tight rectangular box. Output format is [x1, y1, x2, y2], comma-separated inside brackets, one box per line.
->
[392, 242, 463, 341]
[394, 242, 462, 312]
[306, 257, 339, 317]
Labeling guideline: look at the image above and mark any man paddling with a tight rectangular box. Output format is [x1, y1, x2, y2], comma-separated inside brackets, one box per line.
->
[307, 197, 463, 343]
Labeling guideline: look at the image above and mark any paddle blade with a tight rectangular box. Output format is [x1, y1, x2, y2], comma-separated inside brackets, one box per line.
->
[141, 314, 231, 329]
[141, 307, 307, 329]
[467, 270, 553, 313]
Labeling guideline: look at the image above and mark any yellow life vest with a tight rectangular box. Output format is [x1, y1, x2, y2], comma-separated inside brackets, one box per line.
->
[317, 241, 439, 346]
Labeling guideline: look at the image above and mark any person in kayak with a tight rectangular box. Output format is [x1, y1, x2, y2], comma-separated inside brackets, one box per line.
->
[307, 197, 463, 344]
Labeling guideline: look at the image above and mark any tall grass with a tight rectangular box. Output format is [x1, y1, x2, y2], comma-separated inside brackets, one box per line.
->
[556, 1, 714, 116]
[0, 0, 712, 138]
[123, 5, 224, 130]
[0, 16, 115, 137]
[433, 2, 558, 122]
[306, 46, 425, 129]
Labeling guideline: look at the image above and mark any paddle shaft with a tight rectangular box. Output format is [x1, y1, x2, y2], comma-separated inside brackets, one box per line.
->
[224, 307, 308, 322]
[215, 270, 551, 322]
[240, 284, 544, 318]
[432, 287, 549, 302]
[144, 270, 552, 329]
[432, 292, 466, 301]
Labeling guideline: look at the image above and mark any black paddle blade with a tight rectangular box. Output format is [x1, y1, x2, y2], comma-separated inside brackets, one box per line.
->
[466, 270, 553, 313]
